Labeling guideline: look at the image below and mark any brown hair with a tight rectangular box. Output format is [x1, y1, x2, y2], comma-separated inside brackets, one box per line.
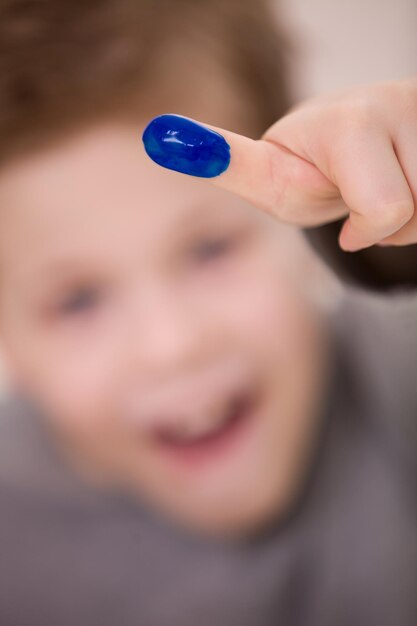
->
[0, 0, 293, 164]
[2, 0, 415, 291]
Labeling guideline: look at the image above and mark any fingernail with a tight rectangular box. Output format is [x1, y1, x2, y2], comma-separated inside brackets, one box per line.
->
[142, 114, 231, 178]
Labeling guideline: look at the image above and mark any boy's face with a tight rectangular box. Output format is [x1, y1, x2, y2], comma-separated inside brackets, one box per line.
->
[0, 123, 329, 536]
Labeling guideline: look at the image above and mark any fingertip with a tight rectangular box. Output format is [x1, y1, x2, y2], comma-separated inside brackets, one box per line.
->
[142, 114, 231, 178]
[338, 219, 373, 252]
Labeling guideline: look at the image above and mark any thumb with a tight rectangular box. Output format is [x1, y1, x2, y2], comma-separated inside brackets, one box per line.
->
[142, 114, 345, 227]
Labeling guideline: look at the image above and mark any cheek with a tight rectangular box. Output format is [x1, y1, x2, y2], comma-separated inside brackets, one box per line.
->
[209, 259, 313, 360]
[9, 326, 120, 429]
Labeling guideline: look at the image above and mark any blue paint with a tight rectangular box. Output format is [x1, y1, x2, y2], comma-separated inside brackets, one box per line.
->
[142, 114, 231, 178]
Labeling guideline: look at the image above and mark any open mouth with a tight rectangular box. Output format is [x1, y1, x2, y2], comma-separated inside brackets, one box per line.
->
[152, 390, 259, 465]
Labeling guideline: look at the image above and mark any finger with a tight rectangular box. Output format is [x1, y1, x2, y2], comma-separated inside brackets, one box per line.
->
[333, 130, 414, 251]
[142, 114, 345, 226]
[377, 114, 417, 246]
[378, 213, 417, 246]
[212, 128, 347, 226]
[378, 208, 417, 246]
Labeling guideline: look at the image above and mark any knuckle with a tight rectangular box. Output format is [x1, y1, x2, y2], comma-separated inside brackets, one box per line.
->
[373, 200, 414, 229]
[389, 200, 414, 224]
[340, 97, 378, 133]
[397, 82, 417, 128]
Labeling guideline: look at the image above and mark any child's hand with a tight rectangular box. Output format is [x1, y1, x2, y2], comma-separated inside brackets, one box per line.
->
[143, 80, 417, 252]
[208, 79, 417, 251]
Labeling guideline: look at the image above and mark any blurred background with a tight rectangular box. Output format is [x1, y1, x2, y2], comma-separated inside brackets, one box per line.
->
[278, 0, 417, 293]
[279, 0, 417, 98]
[0, 4, 416, 624]
[0, 0, 416, 394]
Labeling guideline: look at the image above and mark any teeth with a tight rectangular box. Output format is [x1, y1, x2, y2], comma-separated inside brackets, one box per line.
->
[161, 400, 233, 443]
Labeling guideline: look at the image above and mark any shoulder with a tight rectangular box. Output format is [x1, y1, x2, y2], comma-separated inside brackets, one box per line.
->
[0, 394, 59, 500]
[332, 287, 417, 390]
[0, 394, 38, 486]
[0, 393, 134, 517]
[330, 287, 417, 472]
[334, 286, 417, 341]
[0, 393, 86, 505]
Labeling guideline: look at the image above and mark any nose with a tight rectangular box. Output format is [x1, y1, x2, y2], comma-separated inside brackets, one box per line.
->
[125, 284, 211, 377]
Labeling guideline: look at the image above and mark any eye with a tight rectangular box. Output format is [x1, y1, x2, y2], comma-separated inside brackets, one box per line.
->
[56, 287, 102, 317]
[190, 235, 236, 264]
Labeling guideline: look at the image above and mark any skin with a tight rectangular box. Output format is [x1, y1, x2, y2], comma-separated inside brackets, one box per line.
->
[0, 115, 331, 537]
[0, 74, 415, 537]
[202, 79, 417, 250]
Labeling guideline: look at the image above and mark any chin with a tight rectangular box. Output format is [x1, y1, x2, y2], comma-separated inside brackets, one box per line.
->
[159, 482, 291, 539]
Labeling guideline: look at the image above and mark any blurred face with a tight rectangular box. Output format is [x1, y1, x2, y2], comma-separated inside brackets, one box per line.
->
[0, 122, 330, 536]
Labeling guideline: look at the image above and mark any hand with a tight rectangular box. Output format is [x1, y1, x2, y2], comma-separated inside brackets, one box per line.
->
[200, 79, 417, 251]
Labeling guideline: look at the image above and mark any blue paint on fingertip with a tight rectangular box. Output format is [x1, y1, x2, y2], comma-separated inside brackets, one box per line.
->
[142, 114, 231, 178]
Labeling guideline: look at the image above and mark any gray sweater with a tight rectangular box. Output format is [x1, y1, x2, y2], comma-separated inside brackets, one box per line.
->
[0, 288, 416, 626]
